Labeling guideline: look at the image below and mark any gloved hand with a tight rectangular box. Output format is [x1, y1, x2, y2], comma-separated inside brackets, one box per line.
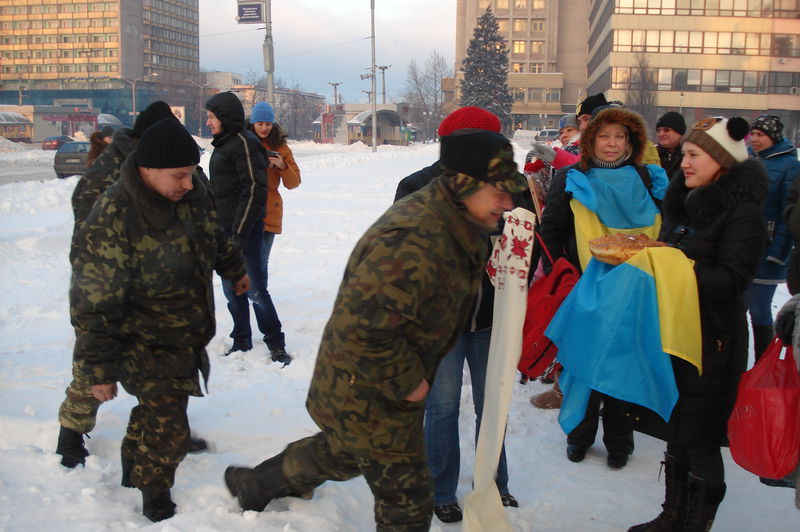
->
[529, 143, 557, 163]
[524, 160, 545, 174]
[775, 309, 796, 345]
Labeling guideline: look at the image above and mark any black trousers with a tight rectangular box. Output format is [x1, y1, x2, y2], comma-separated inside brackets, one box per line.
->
[567, 390, 634, 454]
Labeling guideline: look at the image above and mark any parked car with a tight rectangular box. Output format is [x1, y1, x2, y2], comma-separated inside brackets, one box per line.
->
[534, 129, 560, 144]
[41, 135, 73, 150]
[53, 141, 90, 178]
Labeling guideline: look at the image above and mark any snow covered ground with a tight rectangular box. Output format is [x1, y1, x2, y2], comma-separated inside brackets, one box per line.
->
[0, 140, 798, 531]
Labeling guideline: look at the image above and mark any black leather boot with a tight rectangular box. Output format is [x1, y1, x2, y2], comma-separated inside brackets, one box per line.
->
[56, 426, 88, 468]
[142, 488, 176, 522]
[628, 453, 688, 531]
[224, 451, 298, 512]
[682, 473, 726, 532]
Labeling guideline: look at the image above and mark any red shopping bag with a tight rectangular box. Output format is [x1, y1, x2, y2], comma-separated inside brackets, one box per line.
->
[728, 337, 800, 479]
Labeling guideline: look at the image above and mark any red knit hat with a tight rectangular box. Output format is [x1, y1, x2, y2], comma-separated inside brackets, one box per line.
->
[437, 106, 501, 137]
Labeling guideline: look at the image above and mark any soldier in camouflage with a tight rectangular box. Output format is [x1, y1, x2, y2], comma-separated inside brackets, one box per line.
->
[224, 129, 528, 531]
[68, 118, 248, 522]
[57, 102, 211, 468]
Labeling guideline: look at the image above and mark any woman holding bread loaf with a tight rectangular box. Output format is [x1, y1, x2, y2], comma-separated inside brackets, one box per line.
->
[538, 107, 669, 470]
[629, 117, 768, 532]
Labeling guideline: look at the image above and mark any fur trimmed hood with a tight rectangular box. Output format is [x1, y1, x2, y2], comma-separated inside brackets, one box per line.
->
[663, 158, 768, 224]
[579, 108, 650, 170]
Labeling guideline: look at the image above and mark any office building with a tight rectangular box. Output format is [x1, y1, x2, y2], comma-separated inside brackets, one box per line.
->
[588, 0, 799, 140]
[0, 0, 200, 128]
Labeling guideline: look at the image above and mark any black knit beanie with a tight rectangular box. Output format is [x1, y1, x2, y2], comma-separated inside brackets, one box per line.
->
[576, 93, 609, 118]
[656, 111, 687, 135]
[132, 101, 175, 138]
[136, 118, 200, 168]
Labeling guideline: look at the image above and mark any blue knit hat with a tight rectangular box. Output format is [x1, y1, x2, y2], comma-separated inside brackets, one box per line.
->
[251, 102, 275, 124]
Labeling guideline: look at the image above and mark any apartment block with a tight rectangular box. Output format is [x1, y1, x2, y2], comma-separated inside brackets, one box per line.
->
[588, 0, 799, 140]
[451, 0, 590, 130]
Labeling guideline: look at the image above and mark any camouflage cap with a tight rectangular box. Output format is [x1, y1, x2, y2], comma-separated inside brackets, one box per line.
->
[439, 130, 528, 196]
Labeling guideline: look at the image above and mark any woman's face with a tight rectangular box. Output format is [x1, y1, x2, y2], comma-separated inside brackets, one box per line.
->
[681, 141, 723, 188]
[253, 121, 273, 139]
[593, 123, 629, 163]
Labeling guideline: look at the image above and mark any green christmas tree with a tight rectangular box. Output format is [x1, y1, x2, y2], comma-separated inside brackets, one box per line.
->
[460, 7, 513, 130]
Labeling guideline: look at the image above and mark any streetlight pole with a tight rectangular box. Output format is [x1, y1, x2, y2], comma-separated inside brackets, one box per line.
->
[120, 76, 141, 119]
[370, 0, 377, 152]
[377, 65, 390, 104]
[328, 81, 341, 105]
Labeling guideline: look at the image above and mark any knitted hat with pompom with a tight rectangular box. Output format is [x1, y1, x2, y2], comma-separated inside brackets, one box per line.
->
[682, 116, 749, 171]
[437, 106, 501, 137]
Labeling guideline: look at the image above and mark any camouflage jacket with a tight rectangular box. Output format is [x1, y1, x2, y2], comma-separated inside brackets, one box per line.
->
[306, 176, 490, 457]
[71, 127, 137, 226]
[69, 154, 246, 396]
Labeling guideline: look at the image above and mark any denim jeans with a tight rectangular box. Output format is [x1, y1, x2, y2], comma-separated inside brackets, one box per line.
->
[221, 225, 284, 348]
[424, 328, 509, 506]
[744, 282, 778, 327]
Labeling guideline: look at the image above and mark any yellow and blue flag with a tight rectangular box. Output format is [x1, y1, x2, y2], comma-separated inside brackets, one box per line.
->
[547, 247, 702, 435]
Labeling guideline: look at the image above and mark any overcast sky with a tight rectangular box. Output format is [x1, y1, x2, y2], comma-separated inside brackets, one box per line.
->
[198, 0, 456, 104]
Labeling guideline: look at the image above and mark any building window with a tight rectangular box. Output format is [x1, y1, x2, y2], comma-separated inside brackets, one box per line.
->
[530, 62, 544, 73]
[773, 34, 799, 57]
[497, 19, 509, 32]
[512, 62, 525, 72]
[514, 88, 526, 101]
[513, 19, 527, 32]
[531, 19, 544, 32]
[494, 0, 508, 9]
[530, 40, 544, 54]
[544, 88, 559, 102]
[513, 40, 526, 54]
[528, 88, 544, 101]
[532, 0, 545, 8]
[514, 0, 527, 8]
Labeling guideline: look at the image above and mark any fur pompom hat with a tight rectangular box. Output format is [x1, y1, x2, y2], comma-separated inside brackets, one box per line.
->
[683, 116, 750, 171]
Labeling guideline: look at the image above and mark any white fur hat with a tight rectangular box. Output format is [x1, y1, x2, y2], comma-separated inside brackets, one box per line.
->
[682, 116, 749, 171]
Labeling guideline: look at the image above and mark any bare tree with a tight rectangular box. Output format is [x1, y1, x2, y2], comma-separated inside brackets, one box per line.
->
[626, 52, 659, 130]
[403, 50, 452, 141]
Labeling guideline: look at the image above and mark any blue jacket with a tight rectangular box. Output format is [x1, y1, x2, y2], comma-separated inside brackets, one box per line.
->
[749, 138, 800, 283]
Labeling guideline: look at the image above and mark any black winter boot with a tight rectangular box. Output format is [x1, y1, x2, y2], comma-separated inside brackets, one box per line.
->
[225, 451, 296, 512]
[682, 473, 726, 532]
[269, 346, 292, 366]
[752, 324, 773, 362]
[56, 426, 88, 468]
[628, 453, 688, 531]
[187, 435, 208, 453]
[121, 455, 134, 488]
[142, 488, 176, 522]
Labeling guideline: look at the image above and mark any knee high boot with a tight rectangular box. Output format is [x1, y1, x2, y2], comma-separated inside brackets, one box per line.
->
[682, 473, 726, 532]
[628, 453, 689, 532]
[752, 324, 773, 362]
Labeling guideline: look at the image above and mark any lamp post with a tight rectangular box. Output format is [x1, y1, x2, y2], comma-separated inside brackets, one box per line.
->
[189, 78, 209, 136]
[328, 81, 341, 105]
[377, 65, 390, 104]
[121, 72, 159, 120]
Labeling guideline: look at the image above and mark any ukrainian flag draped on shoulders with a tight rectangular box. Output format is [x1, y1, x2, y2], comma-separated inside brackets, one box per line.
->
[544, 164, 703, 434]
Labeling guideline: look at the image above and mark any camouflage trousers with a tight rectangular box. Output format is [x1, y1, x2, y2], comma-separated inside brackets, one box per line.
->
[58, 360, 102, 433]
[121, 393, 190, 491]
[282, 431, 433, 532]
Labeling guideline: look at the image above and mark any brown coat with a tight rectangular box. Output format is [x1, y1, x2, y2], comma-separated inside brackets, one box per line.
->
[260, 141, 301, 233]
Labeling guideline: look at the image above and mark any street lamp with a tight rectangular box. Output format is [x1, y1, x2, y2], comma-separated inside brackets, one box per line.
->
[120, 72, 158, 119]
[188, 78, 209, 136]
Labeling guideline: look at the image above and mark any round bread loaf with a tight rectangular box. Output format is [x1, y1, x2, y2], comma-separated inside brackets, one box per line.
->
[589, 233, 667, 265]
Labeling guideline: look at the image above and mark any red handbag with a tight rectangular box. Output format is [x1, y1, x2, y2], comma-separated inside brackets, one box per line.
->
[728, 337, 800, 479]
[517, 233, 579, 383]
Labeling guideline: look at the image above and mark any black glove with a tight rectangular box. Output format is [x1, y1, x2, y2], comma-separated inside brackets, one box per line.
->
[775, 309, 796, 345]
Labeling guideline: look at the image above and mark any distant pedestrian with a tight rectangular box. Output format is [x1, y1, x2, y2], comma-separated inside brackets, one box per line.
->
[205, 92, 269, 356]
[246, 101, 300, 365]
[655, 111, 687, 182]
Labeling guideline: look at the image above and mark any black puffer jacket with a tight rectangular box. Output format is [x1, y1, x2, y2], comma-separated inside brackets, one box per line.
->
[659, 158, 768, 447]
[206, 92, 268, 236]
